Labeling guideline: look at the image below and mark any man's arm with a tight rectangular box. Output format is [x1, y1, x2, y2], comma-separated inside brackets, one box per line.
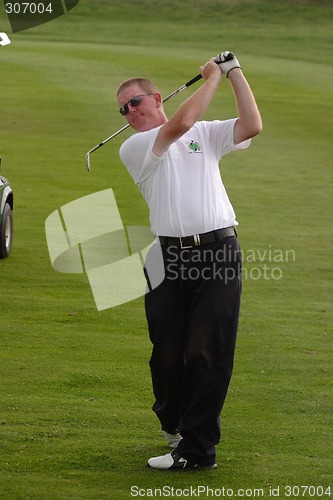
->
[152, 58, 222, 157]
[227, 68, 262, 144]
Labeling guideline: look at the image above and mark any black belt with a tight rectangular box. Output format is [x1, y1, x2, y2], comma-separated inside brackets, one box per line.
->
[158, 227, 236, 249]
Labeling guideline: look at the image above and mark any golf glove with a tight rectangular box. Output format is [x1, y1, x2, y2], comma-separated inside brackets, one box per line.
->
[215, 51, 241, 77]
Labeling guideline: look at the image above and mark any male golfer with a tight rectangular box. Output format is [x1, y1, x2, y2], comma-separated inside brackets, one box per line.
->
[117, 52, 262, 470]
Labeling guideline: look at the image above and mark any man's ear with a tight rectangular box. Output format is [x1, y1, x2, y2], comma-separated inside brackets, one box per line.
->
[154, 93, 163, 108]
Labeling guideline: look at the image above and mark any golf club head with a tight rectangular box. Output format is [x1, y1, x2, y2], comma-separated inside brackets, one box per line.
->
[86, 152, 91, 172]
[0, 33, 11, 46]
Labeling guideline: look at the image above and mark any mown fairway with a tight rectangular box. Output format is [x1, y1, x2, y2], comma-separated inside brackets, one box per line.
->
[0, 1, 332, 498]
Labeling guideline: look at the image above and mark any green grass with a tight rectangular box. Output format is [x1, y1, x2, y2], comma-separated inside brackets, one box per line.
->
[0, 0, 332, 498]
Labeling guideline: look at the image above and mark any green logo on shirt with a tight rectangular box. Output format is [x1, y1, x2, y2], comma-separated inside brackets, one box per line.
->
[188, 140, 201, 153]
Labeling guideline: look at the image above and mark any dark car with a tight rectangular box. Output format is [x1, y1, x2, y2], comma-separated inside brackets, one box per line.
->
[0, 160, 14, 259]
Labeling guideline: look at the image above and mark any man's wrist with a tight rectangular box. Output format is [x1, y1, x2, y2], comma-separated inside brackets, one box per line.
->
[226, 66, 242, 78]
[226, 67, 243, 82]
[206, 73, 222, 85]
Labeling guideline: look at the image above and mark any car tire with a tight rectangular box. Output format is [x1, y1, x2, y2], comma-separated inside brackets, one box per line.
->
[0, 203, 13, 259]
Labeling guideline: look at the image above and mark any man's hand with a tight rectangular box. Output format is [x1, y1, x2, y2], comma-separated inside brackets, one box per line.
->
[200, 58, 222, 83]
[153, 58, 222, 156]
[215, 51, 241, 77]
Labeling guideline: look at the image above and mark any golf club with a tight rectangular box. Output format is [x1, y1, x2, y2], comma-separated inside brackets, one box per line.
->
[85, 52, 234, 171]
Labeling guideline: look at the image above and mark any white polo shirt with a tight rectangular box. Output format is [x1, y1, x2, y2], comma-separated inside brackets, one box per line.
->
[119, 118, 250, 237]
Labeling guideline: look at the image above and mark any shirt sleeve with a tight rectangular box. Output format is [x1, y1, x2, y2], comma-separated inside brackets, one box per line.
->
[119, 127, 163, 185]
[203, 118, 251, 160]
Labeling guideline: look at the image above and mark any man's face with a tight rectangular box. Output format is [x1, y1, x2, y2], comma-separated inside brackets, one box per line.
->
[117, 84, 164, 132]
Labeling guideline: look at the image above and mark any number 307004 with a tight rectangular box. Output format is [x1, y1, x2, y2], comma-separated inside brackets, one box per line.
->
[5, 3, 53, 14]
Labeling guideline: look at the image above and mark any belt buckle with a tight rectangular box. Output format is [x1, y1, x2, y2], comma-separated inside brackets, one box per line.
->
[179, 234, 201, 249]
[180, 237, 192, 250]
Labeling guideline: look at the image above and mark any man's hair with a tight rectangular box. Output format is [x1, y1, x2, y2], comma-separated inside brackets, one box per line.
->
[116, 77, 159, 97]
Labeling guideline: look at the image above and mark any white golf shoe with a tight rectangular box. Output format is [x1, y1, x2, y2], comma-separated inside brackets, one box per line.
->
[148, 450, 217, 470]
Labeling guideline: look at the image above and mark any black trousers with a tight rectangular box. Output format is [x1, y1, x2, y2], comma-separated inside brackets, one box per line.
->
[144, 236, 242, 466]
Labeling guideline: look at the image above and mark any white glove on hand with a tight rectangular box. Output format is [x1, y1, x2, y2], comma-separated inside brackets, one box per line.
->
[215, 51, 241, 77]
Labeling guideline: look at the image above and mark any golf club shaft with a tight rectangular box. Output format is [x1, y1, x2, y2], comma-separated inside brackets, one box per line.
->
[86, 73, 203, 171]
[162, 73, 202, 104]
[86, 124, 130, 171]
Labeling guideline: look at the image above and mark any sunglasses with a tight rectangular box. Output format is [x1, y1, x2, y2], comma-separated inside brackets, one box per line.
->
[119, 94, 153, 116]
